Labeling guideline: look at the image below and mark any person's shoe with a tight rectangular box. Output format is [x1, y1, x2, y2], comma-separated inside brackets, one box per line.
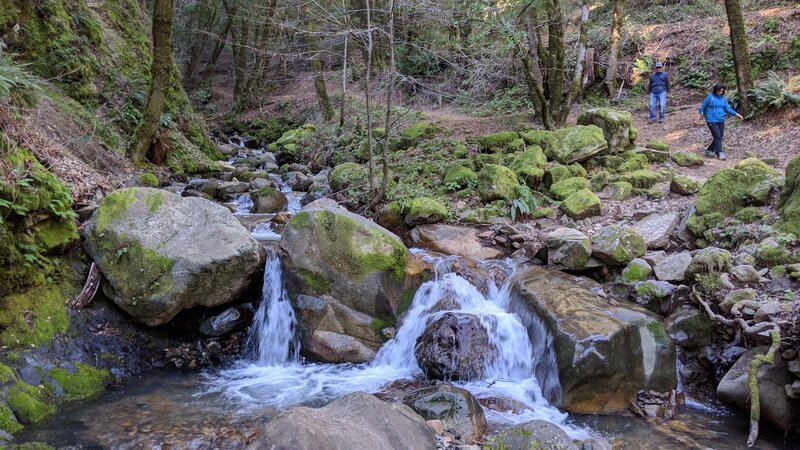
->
[658, 118, 665, 123]
[718, 151, 727, 161]
[704, 150, 715, 157]
[647, 118, 656, 124]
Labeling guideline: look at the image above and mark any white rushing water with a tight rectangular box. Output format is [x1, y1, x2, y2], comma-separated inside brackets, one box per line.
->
[205, 250, 588, 438]
[232, 194, 254, 214]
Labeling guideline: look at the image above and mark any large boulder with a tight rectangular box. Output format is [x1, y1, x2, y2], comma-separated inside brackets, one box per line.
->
[250, 186, 288, 213]
[546, 228, 591, 270]
[478, 164, 520, 201]
[415, 312, 494, 381]
[408, 224, 504, 260]
[507, 147, 547, 187]
[508, 267, 676, 413]
[403, 385, 487, 444]
[83, 188, 262, 326]
[561, 189, 602, 220]
[247, 392, 437, 450]
[632, 212, 681, 249]
[717, 347, 800, 435]
[577, 108, 634, 153]
[547, 125, 608, 164]
[485, 420, 578, 450]
[591, 225, 647, 266]
[404, 197, 449, 226]
[778, 154, 800, 236]
[280, 203, 412, 362]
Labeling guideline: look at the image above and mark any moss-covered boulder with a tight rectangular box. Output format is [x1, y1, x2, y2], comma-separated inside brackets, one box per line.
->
[618, 152, 650, 173]
[392, 121, 437, 152]
[684, 247, 731, 282]
[280, 204, 411, 363]
[545, 163, 573, 187]
[249, 186, 288, 213]
[507, 147, 547, 187]
[83, 188, 262, 326]
[778, 154, 800, 209]
[561, 189, 602, 220]
[519, 129, 557, 151]
[271, 124, 316, 163]
[590, 170, 611, 192]
[671, 152, 704, 167]
[646, 140, 669, 152]
[778, 154, 800, 236]
[577, 108, 635, 153]
[485, 420, 578, 450]
[591, 225, 647, 266]
[615, 170, 663, 189]
[478, 131, 520, 153]
[509, 267, 676, 413]
[547, 125, 608, 164]
[546, 228, 591, 270]
[608, 181, 633, 200]
[689, 168, 773, 236]
[550, 177, 590, 201]
[443, 166, 477, 190]
[404, 197, 449, 226]
[670, 175, 702, 195]
[477, 164, 520, 201]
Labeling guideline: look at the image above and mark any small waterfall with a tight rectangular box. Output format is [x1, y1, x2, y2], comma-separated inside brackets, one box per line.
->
[245, 247, 299, 366]
[232, 194, 254, 214]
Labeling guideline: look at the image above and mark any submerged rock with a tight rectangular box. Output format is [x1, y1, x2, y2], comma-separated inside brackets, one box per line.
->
[508, 267, 676, 414]
[415, 312, 494, 381]
[83, 188, 262, 326]
[403, 385, 487, 444]
[248, 391, 436, 450]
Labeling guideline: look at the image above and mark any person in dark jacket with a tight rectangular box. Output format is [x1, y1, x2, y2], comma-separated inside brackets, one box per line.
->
[648, 61, 670, 123]
[695, 83, 743, 161]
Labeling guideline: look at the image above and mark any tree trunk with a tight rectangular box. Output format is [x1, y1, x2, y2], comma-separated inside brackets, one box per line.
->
[199, 0, 236, 86]
[339, 33, 348, 130]
[546, 0, 565, 115]
[724, 0, 753, 115]
[525, 13, 546, 121]
[184, 0, 217, 89]
[372, 0, 395, 208]
[313, 58, 335, 121]
[244, 0, 279, 97]
[131, 0, 174, 165]
[604, 0, 624, 97]
[232, 15, 250, 106]
[364, 0, 375, 196]
[559, 0, 589, 124]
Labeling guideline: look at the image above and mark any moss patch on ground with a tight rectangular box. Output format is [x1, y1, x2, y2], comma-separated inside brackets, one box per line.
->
[48, 363, 109, 402]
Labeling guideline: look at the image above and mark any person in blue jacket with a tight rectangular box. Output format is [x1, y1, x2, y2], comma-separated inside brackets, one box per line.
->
[648, 61, 670, 123]
[695, 83, 744, 161]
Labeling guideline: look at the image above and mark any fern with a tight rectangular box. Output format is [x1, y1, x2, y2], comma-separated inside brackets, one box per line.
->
[748, 72, 800, 117]
[0, 54, 43, 109]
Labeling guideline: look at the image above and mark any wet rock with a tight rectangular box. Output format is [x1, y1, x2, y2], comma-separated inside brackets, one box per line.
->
[546, 227, 591, 270]
[632, 280, 674, 314]
[280, 204, 412, 362]
[632, 212, 681, 249]
[187, 178, 220, 197]
[485, 420, 578, 450]
[300, 182, 330, 206]
[665, 308, 714, 349]
[408, 224, 504, 260]
[218, 143, 238, 156]
[250, 186, 288, 213]
[754, 301, 783, 323]
[509, 267, 676, 413]
[477, 397, 529, 414]
[404, 197, 449, 226]
[248, 392, 436, 450]
[403, 385, 487, 444]
[83, 188, 262, 326]
[199, 307, 242, 336]
[717, 347, 800, 435]
[591, 225, 646, 266]
[653, 252, 692, 282]
[180, 189, 214, 200]
[376, 202, 406, 231]
[415, 313, 494, 381]
[217, 181, 250, 198]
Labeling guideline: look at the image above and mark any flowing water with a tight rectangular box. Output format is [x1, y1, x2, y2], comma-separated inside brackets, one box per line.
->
[13, 220, 793, 448]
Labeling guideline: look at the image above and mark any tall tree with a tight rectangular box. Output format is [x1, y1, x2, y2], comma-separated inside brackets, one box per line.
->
[724, 0, 753, 115]
[604, 0, 624, 97]
[560, 0, 589, 123]
[131, 0, 174, 165]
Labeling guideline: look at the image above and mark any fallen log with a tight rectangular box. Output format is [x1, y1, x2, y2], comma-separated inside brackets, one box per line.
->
[68, 262, 101, 310]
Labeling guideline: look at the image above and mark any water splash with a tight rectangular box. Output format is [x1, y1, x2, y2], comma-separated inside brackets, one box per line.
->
[250, 222, 280, 241]
[232, 194, 254, 214]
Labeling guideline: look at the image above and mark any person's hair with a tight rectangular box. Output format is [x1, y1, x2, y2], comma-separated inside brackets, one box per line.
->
[712, 83, 726, 94]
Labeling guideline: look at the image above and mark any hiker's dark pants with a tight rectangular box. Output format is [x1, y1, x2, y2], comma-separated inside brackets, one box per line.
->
[706, 121, 724, 155]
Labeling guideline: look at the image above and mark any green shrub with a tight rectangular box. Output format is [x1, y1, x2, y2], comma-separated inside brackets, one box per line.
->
[747, 72, 800, 118]
[0, 54, 42, 108]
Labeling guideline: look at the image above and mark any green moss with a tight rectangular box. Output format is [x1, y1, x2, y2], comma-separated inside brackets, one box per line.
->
[547, 125, 607, 164]
[646, 140, 669, 152]
[137, 173, 159, 187]
[546, 164, 573, 186]
[519, 129, 557, 151]
[399, 288, 416, 316]
[143, 191, 164, 213]
[623, 262, 652, 283]
[6, 383, 55, 425]
[32, 218, 79, 251]
[646, 321, 670, 345]
[735, 207, 767, 224]
[590, 170, 611, 191]
[48, 363, 108, 402]
[634, 187, 667, 199]
[507, 147, 547, 187]
[550, 177, 590, 201]
[695, 168, 765, 217]
[404, 197, 449, 224]
[615, 170, 663, 188]
[477, 164, 520, 201]
[561, 189, 602, 220]
[531, 207, 556, 219]
[443, 166, 477, 190]
[462, 206, 508, 224]
[756, 241, 792, 267]
[608, 181, 633, 201]
[670, 175, 702, 195]
[619, 152, 649, 173]
[478, 131, 520, 153]
[671, 152, 704, 167]
[370, 317, 396, 339]
[569, 162, 588, 178]
[0, 285, 69, 348]
[0, 402, 23, 434]
[289, 211, 311, 229]
[778, 154, 800, 209]
[94, 188, 138, 233]
[735, 158, 780, 177]
[330, 162, 366, 191]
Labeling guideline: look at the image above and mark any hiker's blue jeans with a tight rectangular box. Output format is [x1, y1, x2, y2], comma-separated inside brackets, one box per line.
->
[649, 91, 667, 120]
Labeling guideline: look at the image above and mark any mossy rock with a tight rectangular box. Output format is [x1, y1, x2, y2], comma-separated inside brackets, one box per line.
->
[670, 175, 702, 195]
[477, 164, 520, 201]
[461, 206, 509, 224]
[636, 147, 670, 164]
[519, 129, 557, 152]
[546, 164, 574, 187]
[590, 170, 611, 192]
[634, 186, 667, 199]
[608, 181, 633, 201]
[646, 140, 670, 152]
[734, 207, 767, 224]
[577, 107, 635, 152]
[591, 225, 647, 266]
[48, 362, 109, 401]
[392, 121, 437, 151]
[778, 154, 800, 209]
[507, 147, 547, 187]
[619, 152, 650, 173]
[478, 131, 520, 153]
[615, 170, 663, 189]
[137, 173, 159, 187]
[547, 125, 608, 164]
[735, 158, 780, 177]
[671, 152, 704, 167]
[755, 237, 794, 268]
[622, 258, 653, 283]
[685, 247, 732, 281]
[777, 154, 800, 234]
[695, 168, 767, 217]
[550, 177, 590, 201]
[0, 285, 70, 348]
[404, 197, 449, 226]
[443, 166, 477, 190]
[560, 189, 602, 220]
[6, 383, 55, 425]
